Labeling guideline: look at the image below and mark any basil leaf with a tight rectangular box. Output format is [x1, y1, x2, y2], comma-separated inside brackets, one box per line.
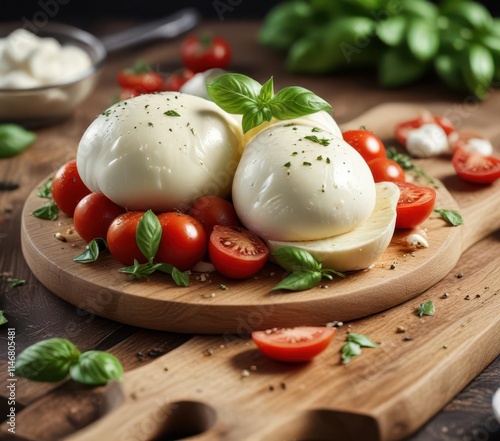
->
[379, 47, 429, 87]
[347, 333, 378, 348]
[119, 260, 162, 279]
[434, 209, 463, 226]
[268, 86, 332, 120]
[9, 278, 25, 288]
[73, 238, 108, 263]
[136, 210, 162, 262]
[206, 73, 261, 114]
[440, 1, 492, 31]
[258, 76, 274, 104]
[37, 178, 53, 199]
[272, 246, 321, 272]
[407, 18, 439, 61]
[241, 106, 272, 134]
[16, 338, 80, 382]
[402, 0, 438, 19]
[0, 124, 36, 158]
[272, 270, 322, 291]
[434, 54, 467, 91]
[376, 15, 407, 47]
[341, 341, 362, 365]
[32, 202, 59, 220]
[70, 351, 123, 385]
[417, 300, 435, 317]
[157, 263, 190, 287]
[0, 311, 7, 325]
[462, 44, 494, 99]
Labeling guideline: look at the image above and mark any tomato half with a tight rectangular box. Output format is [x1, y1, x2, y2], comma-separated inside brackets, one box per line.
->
[181, 34, 231, 73]
[107, 211, 147, 266]
[73, 193, 126, 243]
[117, 61, 164, 95]
[368, 157, 405, 183]
[342, 130, 386, 163]
[252, 327, 336, 363]
[52, 160, 91, 217]
[162, 68, 194, 92]
[155, 212, 207, 271]
[209, 225, 269, 279]
[452, 148, 500, 184]
[186, 196, 240, 237]
[395, 114, 455, 146]
[394, 181, 436, 229]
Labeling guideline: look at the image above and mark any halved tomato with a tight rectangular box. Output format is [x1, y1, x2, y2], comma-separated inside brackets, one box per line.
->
[452, 148, 500, 184]
[395, 114, 455, 147]
[209, 225, 268, 279]
[252, 326, 336, 363]
[394, 181, 436, 229]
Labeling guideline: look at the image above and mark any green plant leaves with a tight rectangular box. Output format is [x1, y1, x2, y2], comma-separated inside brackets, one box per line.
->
[376, 16, 407, 47]
[269, 86, 332, 120]
[206, 73, 261, 114]
[462, 44, 495, 99]
[407, 19, 439, 61]
[136, 209, 162, 262]
[0, 124, 36, 158]
[378, 48, 429, 87]
[433, 209, 464, 226]
[70, 351, 124, 385]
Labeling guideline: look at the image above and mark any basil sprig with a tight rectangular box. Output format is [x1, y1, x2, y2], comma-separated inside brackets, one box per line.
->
[0, 124, 36, 158]
[118, 210, 190, 287]
[341, 333, 378, 365]
[73, 238, 108, 263]
[434, 209, 463, 227]
[207, 74, 332, 133]
[16, 338, 123, 385]
[32, 177, 59, 220]
[271, 246, 344, 292]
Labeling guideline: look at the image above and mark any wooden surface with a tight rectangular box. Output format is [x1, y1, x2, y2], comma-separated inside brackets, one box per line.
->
[0, 19, 499, 441]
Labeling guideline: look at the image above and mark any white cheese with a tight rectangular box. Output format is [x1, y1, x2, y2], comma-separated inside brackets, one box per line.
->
[462, 138, 493, 156]
[406, 123, 449, 157]
[232, 122, 376, 241]
[267, 182, 400, 272]
[406, 233, 429, 248]
[76, 92, 244, 212]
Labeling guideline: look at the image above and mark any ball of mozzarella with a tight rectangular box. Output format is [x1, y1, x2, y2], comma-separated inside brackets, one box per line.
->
[77, 92, 244, 212]
[232, 122, 376, 241]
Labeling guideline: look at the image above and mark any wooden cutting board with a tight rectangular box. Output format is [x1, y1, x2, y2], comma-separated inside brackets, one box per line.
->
[20, 103, 500, 334]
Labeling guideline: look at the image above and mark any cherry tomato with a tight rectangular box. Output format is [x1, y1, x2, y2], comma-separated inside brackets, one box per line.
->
[107, 211, 148, 266]
[155, 212, 207, 271]
[116, 61, 163, 95]
[342, 129, 386, 163]
[394, 181, 436, 229]
[118, 87, 140, 101]
[452, 148, 500, 184]
[51, 160, 91, 217]
[368, 157, 406, 183]
[186, 196, 240, 237]
[395, 114, 455, 147]
[209, 225, 269, 279]
[73, 193, 126, 243]
[162, 68, 194, 91]
[181, 34, 231, 73]
[252, 327, 336, 363]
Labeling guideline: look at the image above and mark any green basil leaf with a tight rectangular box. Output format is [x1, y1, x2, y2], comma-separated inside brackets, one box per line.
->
[0, 124, 36, 158]
[347, 333, 378, 348]
[417, 300, 435, 317]
[268, 86, 332, 120]
[136, 210, 162, 262]
[407, 18, 439, 61]
[241, 106, 272, 134]
[206, 73, 261, 114]
[36, 178, 53, 199]
[440, 1, 492, 31]
[16, 338, 80, 382]
[258, 77, 274, 104]
[341, 341, 362, 365]
[378, 47, 429, 87]
[157, 263, 190, 287]
[287, 29, 338, 74]
[402, 0, 438, 19]
[271, 270, 322, 291]
[434, 54, 467, 91]
[119, 260, 162, 279]
[73, 238, 108, 263]
[32, 202, 59, 220]
[376, 15, 407, 47]
[272, 246, 321, 272]
[0, 311, 8, 325]
[9, 278, 26, 288]
[434, 209, 463, 226]
[462, 44, 494, 99]
[70, 351, 123, 385]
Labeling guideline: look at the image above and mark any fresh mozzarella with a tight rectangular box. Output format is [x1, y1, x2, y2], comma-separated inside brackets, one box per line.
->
[232, 123, 376, 241]
[77, 92, 244, 212]
[267, 182, 399, 272]
[406, 233, 429, 248]
[179, 68, 226, 100]
[406, 123, 449, 157]
[461, 138, 493, 156]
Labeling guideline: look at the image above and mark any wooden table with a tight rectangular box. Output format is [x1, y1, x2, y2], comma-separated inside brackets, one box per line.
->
[0, 20, 499, 441]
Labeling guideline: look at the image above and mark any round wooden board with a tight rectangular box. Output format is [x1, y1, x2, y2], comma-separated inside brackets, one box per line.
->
[21, 177, 462, 334]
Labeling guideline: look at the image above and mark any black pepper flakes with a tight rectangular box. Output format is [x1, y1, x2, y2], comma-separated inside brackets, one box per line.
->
[456, 272, 464, 278]
[441, 293, 449, 299]
[464, 295, 471, 300]
[403, 336, 413, 341]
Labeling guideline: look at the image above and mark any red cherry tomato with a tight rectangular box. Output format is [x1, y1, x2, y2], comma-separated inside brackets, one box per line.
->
[116, 61, 164, 95]
[395, 114, 455, 147]
[155, 212, 207, 271]
[107, 211, 147, 266]
[209, 225, 269, 279]
[162, 68, 194, 91]
[394, 181, 436, 229]
[368, 157, 406, 182]
[342, 130, 386, 163]
[252, 327, 336, 363]
[119, 87, 140, 101]
[452, 148, 500, 184]
[51, 160, 91, 217]
[186, 196, 240, 237]
[181, 34, 231, 73]
[73, 193, 126, 243]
